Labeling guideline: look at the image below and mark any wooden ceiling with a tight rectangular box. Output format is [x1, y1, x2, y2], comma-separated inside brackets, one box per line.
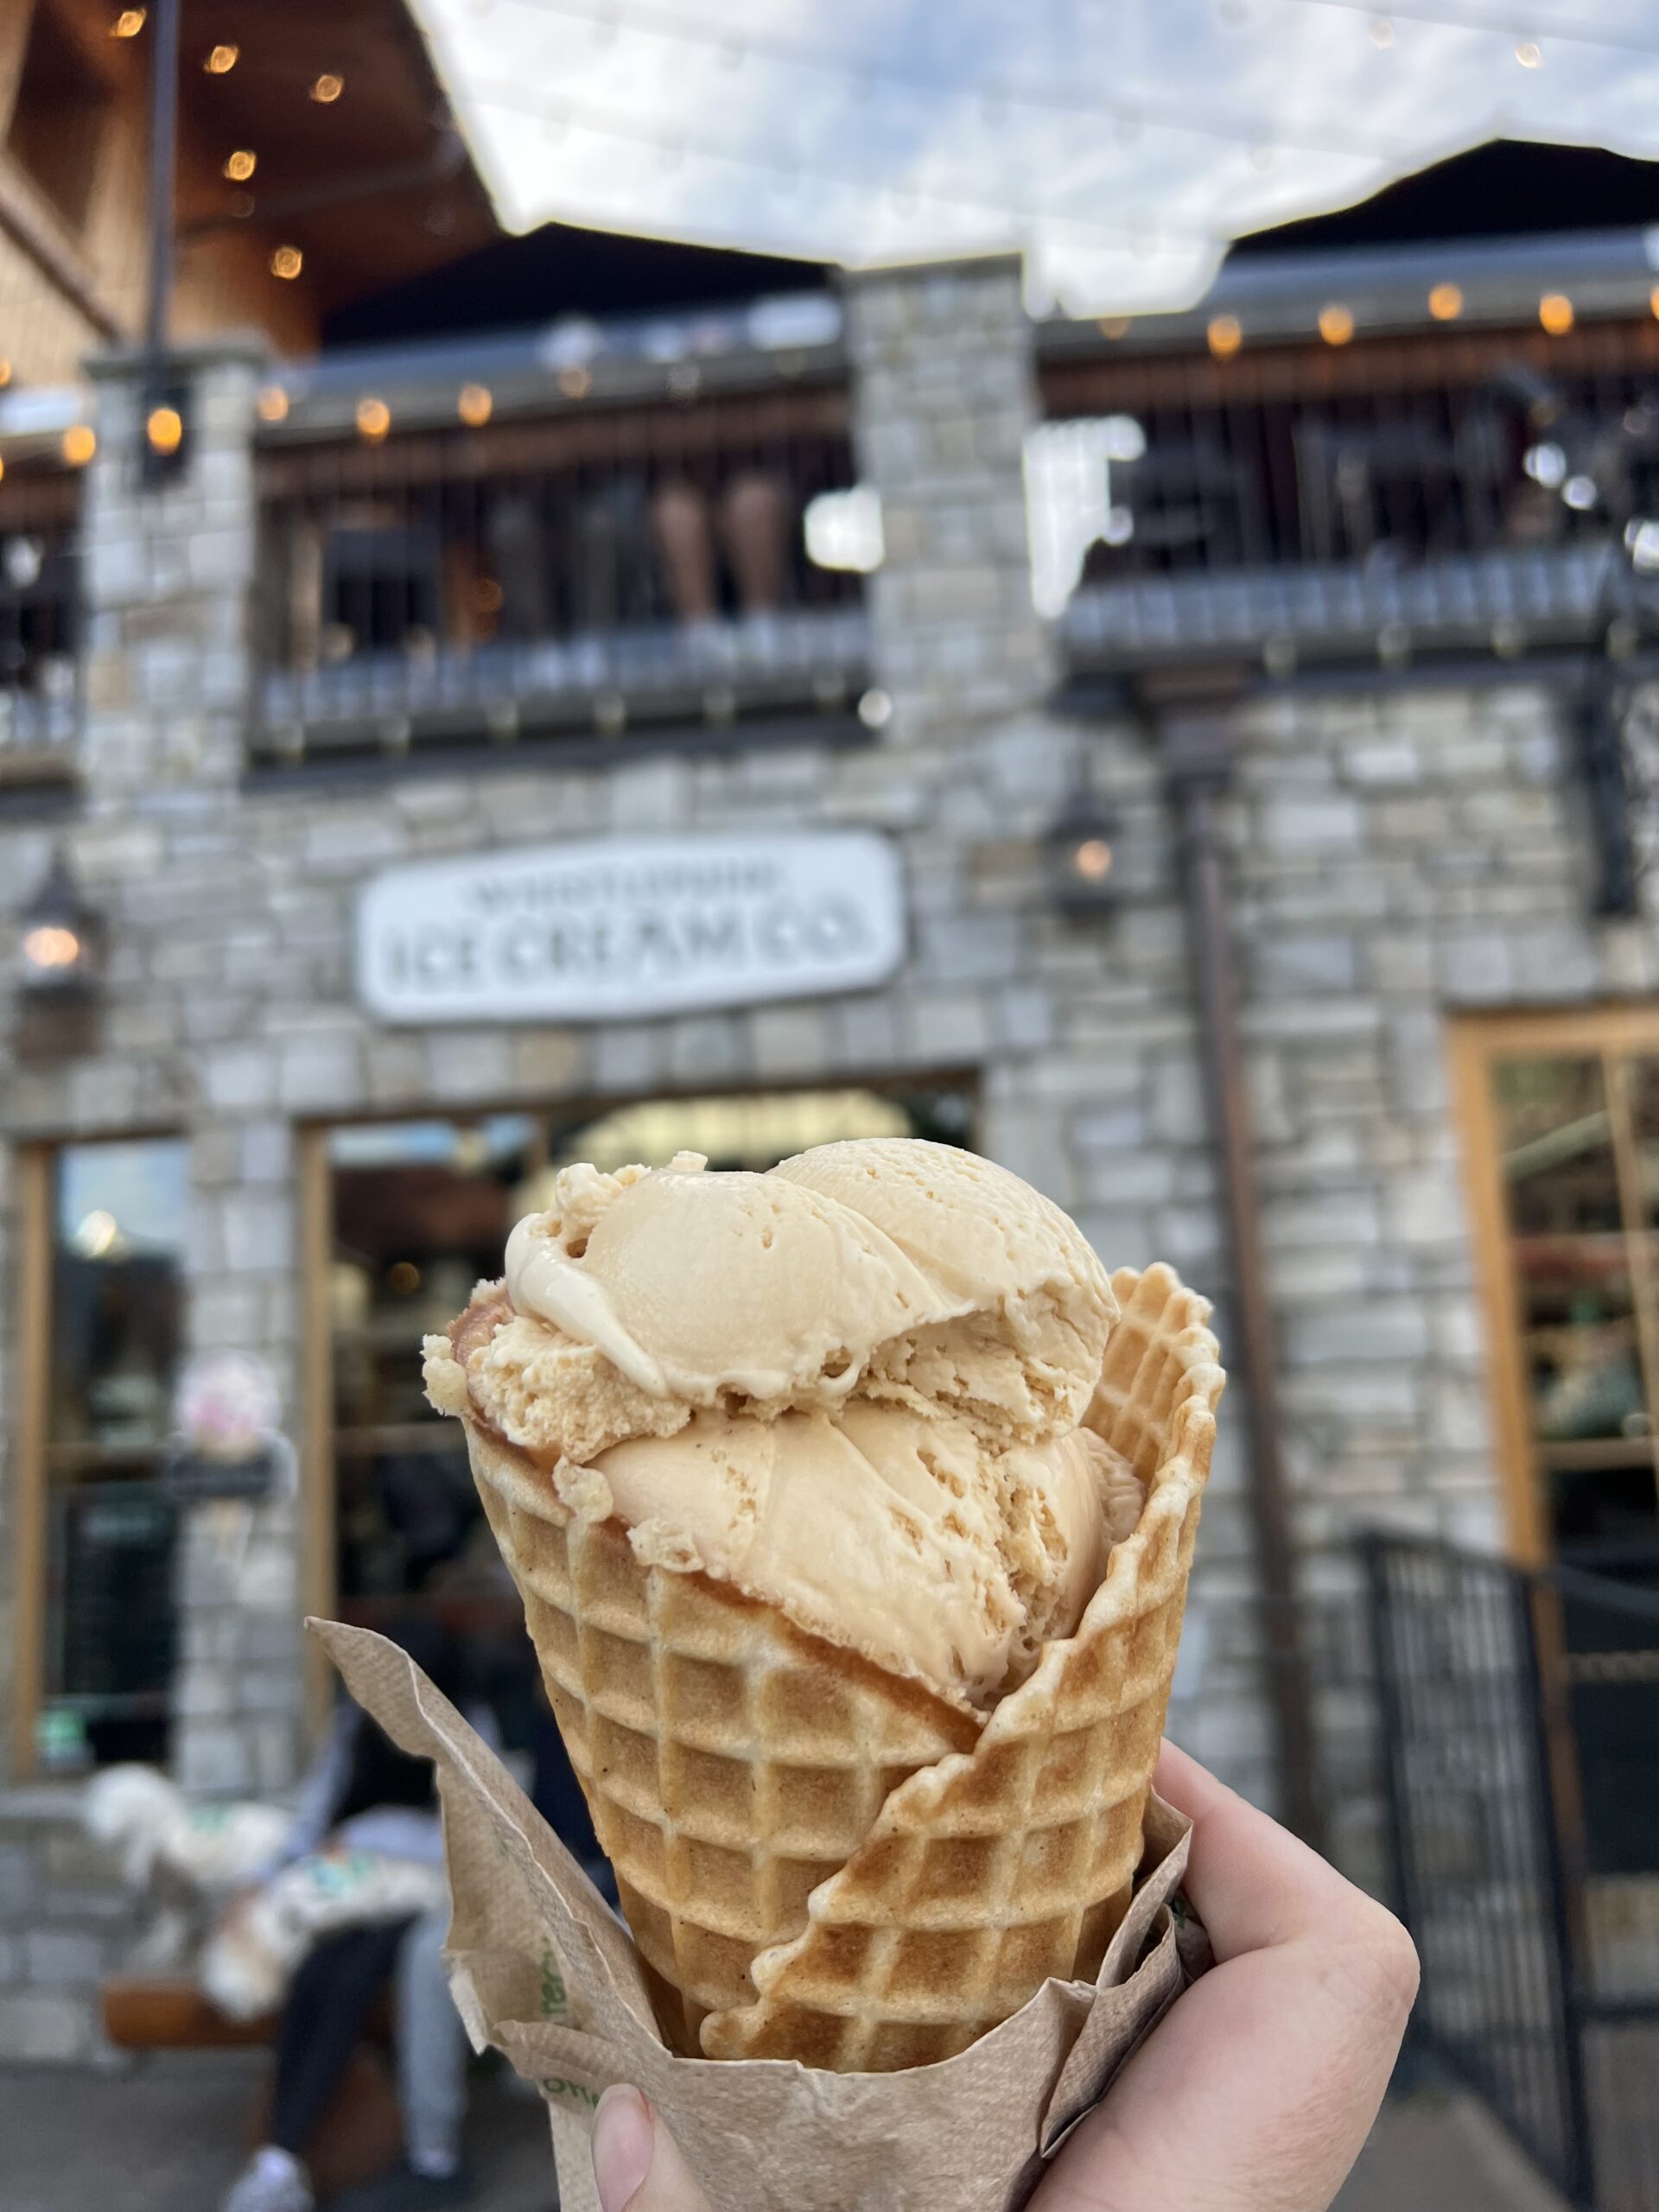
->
[171, 0, 499, 321]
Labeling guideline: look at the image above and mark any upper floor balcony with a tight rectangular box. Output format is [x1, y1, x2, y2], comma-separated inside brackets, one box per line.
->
[1033, 229, 1659, 682]
[250, 296, 875, 776]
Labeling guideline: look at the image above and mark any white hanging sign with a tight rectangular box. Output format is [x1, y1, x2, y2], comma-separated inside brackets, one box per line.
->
[356, 832, 906, 1025]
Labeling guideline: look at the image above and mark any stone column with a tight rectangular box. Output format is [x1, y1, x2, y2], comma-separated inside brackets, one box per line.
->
[842, 256, 1053, 725]
[80, 342, 305, 1796]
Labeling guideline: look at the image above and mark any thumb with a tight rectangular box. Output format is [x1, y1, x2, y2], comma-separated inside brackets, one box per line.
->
[591, 2083, 716, 2212]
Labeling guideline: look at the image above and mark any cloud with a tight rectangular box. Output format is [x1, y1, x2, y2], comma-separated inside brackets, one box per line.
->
[412, 0, 1659, 313]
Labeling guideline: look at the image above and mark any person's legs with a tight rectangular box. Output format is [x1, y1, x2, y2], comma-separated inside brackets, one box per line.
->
[270, 1920, 415, 2156]
[221, 1921, 415, 2212]
[395, 1904, 467, 2177]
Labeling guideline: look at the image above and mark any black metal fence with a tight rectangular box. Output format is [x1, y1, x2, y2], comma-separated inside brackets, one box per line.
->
[1363, 1533, 1659, 2211]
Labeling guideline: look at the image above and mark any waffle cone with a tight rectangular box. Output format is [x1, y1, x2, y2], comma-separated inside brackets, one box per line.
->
[456, 1261, 1222, 2072]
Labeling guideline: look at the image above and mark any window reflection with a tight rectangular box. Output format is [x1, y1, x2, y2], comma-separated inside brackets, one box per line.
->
[45, 1137, 189, 1769]
[1493, 1054, 1659, 1554]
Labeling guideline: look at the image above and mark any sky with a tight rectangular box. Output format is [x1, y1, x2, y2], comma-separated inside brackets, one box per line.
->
[410, 0, 1659, 316]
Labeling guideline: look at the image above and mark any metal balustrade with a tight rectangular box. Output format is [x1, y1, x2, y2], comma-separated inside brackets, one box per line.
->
[251, 384, 872, 770]
[1040, 321, 1659, 672]
[1365, 1532, 1659, 2210]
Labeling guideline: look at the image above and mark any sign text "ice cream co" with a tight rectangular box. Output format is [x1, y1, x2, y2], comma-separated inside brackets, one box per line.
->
[356, 833, 906, 1024]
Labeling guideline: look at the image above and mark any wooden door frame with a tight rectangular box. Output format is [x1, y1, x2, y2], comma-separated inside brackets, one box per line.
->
[10, 1145, 53, 1779]
[298, 1124, 336, 1739]
[1449, 1001, 1659, 1567]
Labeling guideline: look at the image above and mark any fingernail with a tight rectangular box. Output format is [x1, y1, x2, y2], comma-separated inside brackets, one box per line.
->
[592, 2082, 654, 2212]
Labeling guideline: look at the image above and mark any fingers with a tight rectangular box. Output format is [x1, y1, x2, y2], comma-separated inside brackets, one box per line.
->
[1154, 1740, 1415, 1974]
[591, 2085, 716, 2212]
[1029, 1745, 1419, 2212]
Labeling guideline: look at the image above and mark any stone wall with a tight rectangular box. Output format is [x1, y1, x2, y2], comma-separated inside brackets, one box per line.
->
[2, 256, 1656, 2055]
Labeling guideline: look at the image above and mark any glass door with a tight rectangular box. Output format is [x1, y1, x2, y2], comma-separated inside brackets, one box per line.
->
[1456, 1013, 1659, 1891]
[40, 1137, 190, 1769]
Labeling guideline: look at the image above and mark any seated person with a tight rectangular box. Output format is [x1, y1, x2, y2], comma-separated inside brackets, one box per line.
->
[221, 1620, 490, 2212]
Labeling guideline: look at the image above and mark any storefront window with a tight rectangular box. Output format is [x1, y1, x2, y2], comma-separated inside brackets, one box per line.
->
[42, 1137, 190, 1768]
[1485, 1046, 1659, 1559]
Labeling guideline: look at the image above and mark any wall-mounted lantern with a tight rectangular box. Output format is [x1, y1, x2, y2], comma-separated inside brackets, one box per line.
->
[18, 849, 107, 1000]
[1044, 783, 1122, 918]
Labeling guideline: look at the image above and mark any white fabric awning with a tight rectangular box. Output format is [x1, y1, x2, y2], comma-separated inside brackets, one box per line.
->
[411, 0, 1659, 316]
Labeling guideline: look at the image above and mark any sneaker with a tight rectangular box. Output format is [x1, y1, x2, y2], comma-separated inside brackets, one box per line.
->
[325, 2163, 474, 2212]
[221, 2148, 315, 2212]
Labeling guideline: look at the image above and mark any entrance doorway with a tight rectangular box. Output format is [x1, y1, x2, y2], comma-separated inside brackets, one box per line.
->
[1452, 1008, 1659, 1893]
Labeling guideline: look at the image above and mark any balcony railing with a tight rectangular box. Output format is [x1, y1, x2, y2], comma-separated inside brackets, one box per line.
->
[0, 466, 79, 791]
[1037, 318, 1659, 674]
[251, 382, 872, 769]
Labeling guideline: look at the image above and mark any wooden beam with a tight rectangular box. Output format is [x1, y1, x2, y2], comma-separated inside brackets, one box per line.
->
[10, 1145, 53, 1778]
[0, 159, 126, 344]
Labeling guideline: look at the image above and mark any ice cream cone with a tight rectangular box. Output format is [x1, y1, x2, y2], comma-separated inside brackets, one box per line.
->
[447, 1260, 1222, 2071]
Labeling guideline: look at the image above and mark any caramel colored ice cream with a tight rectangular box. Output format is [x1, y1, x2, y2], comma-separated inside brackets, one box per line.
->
[425, 1140, 1141, 1711]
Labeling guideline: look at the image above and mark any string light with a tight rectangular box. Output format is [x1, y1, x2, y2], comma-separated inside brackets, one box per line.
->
[61, 425, 97, 467]
[1651, 286, 1659, 322]
[356, 397, 391, 442]
[1097, 316, 1132, 340]
[0, 458, 6, 484]
[1428, 282, 1464, 320]
[223, 149, 257, 181]
[558, 364, 593, 398]
[111, 7, 146, 35]
[204, 42, 238, 72]
[310, 73, 344, 102]
[1515, 39, 1541, 67]
[270, 245, 303, 279]
[256, 384, 289, 423]
[1370, 15, 1393, 43]
[457, 383, 493, 426]
[1539, 292, 1573, 335]
[1207, 314, 1243, 359]
[145, 405, 183, 455]
[0, 359, 11, 387]
[1319, 302, 1355, 345]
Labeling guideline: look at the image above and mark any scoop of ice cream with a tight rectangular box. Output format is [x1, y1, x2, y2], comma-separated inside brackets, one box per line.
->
[429, 1137, 1130, 1708]
[499, 1141, 1116, 1444]
[593, 1405, 1141, 1707]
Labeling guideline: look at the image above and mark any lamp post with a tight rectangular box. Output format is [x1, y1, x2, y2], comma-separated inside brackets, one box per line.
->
[18, 849, 106, 1001]
[142, 0, 186, 486]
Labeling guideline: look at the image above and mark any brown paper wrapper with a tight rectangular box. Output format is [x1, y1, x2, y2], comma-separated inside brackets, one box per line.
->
[311, 1618, 1211, 2212]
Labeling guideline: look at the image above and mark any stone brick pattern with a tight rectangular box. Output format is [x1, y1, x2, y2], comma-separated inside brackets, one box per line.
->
[1, 266, 1656, 2055]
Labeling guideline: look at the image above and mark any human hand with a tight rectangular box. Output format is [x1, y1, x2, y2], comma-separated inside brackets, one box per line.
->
[588, 1741, 1419, 2212]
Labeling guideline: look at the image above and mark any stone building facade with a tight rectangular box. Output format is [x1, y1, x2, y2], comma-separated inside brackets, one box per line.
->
[0, 251, 1651, 2059]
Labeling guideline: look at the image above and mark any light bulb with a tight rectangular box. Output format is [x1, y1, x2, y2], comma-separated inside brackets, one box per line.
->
[146, 405, 183, 455]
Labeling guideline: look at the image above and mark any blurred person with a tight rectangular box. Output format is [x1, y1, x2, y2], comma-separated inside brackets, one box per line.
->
[220, 1620, 488, 2212]
[582, 1744, 1419, 2212]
